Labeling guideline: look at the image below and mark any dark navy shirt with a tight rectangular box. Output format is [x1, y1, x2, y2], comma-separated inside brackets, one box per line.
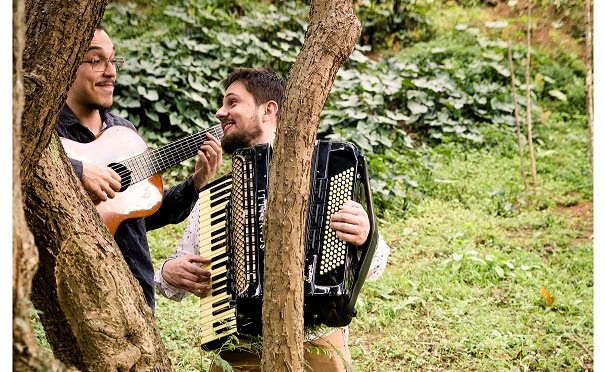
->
[56, 105, 199, 311]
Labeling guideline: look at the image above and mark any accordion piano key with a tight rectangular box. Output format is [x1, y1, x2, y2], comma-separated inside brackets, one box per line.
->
[198, 175, 238, 348]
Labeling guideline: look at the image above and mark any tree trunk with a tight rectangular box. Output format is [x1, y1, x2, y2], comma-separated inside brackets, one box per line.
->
[13, 0, 72, 369]
[525, 0, 538, 190]
[507, 42, 528, 190]
[584, 0, 593, 166]
[15, 0, 172, 370]
[261, 0, 361, 371]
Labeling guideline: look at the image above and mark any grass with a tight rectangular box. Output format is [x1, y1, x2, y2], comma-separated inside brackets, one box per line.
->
[146, 107, 593, 371]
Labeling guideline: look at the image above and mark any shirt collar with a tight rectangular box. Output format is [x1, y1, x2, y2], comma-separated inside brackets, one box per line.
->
[60, 104, 109, 129]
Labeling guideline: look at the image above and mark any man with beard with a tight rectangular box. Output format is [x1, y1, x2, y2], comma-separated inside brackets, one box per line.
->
[155, 67, 389, 371]
[55, 26, 222, 312]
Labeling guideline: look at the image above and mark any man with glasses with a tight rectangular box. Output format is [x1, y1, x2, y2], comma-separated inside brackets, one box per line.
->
[55, 26, 223, 312]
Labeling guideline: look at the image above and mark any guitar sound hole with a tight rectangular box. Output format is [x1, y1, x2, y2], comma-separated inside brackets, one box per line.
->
[108, 162, 132, 192]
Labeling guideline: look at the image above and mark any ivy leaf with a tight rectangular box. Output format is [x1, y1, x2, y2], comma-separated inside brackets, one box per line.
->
[187, 74, 206, 92]
[407, 101, 428, 115]
[548, 90, 567, 101]
[154, 101, 169, 113]
[386, 110, 410, 121]
[144, 89, 159, 101]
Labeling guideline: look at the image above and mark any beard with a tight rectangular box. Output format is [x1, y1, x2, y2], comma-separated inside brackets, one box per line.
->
[221, 117, 264, 154]
[222, 133, 255, 155]
[92, 102, 112, 111]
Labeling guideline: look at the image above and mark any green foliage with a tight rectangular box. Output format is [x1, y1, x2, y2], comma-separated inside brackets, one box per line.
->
[446, 0, 587, 39]
[105, 0, 306, 147]
[103, 0, 585, 216]
[350, 140, 592, 370]
[355, 0, 434, 51]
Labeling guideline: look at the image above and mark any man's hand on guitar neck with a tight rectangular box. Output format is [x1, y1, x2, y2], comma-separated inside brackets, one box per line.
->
[82, 162, 122, 203]
[192, 133, 223, 191]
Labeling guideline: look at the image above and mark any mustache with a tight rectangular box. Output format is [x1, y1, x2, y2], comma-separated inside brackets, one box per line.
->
[96, 80, 115, 86]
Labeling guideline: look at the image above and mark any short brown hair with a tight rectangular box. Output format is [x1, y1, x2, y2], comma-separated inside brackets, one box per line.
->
[222, 67, 286, 108]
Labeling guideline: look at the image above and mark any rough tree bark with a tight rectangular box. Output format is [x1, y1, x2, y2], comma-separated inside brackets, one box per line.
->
[15, 0, 172, 370]
[13, 0, 71, 369]
[261, 0, 361, 371]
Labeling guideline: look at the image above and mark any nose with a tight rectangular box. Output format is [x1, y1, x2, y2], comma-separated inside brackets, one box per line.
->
[103, 61, 117, 77]
[215, 106, 227, 122]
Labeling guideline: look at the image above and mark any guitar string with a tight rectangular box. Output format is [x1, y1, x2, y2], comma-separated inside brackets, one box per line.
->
[113, 125, 223, 184]
[124, 125, 223, 183]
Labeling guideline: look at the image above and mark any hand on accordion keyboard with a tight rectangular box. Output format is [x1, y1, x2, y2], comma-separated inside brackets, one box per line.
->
[161, 254, 212, 297]
[329, 200, 370, 247]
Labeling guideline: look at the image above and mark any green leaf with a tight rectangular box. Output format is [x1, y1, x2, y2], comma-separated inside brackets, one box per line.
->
[407, 101, 428, 115]
[452, 261, 462, 273]
[143, 89, 159, 101]
[548, 90, 568, 101]
[154, 101, 169, 113]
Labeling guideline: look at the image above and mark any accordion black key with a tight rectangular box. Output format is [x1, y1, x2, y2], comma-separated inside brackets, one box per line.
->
[199, 140, 378, 350]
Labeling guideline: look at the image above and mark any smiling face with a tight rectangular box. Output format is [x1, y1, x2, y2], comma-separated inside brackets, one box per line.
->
[216, 81, 275, 154]
[66, 29, 117, 114]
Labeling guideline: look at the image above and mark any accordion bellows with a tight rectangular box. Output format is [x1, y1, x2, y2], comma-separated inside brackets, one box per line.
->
[199, 140, 378, 350]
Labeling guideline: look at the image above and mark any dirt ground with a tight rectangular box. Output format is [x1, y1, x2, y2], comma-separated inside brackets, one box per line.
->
[482, 0, 587, 59]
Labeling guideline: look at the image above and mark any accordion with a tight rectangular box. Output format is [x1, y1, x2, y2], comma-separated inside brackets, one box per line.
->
[198, 140, 378, 350]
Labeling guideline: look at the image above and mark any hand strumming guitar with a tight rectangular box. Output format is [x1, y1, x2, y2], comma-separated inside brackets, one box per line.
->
[82, 161, 122, 203]
[192, 133, 223, 191]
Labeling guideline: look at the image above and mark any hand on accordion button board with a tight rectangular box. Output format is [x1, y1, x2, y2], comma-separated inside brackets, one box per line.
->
[329, 200, 371, 247]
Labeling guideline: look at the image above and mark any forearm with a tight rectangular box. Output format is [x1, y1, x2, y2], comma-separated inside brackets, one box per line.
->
[145, 177, 198, 231]
[154, 201, 201, 300]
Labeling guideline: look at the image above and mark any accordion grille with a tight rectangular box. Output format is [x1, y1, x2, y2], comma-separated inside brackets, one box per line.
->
[231, 155, 258, 296]
[319, 167, 355, 275]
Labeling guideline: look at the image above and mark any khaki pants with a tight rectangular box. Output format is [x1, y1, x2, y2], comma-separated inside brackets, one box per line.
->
[209, 328, 352, 372]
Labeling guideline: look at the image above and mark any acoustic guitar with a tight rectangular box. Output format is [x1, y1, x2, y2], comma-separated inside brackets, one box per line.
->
[60, 123, 224, 234]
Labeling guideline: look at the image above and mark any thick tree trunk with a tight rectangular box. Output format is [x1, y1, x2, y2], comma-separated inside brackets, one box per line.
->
[25, 138, 172, 371]
[15, 0, 172, 370]
[13, 0, 71, 369]
[261, 0, 361, 371]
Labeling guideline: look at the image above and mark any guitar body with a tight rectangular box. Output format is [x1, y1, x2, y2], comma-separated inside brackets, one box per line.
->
[61, 126, 164, 234]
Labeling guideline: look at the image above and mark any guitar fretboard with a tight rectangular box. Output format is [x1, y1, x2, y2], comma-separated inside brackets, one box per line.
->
[117, 124, 223, 185]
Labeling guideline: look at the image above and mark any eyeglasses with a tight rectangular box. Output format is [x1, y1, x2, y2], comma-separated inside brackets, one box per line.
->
[81, 57, 125, 72]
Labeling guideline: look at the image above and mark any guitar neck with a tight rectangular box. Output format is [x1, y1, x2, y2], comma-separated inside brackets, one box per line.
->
[122, 124, 223, 185]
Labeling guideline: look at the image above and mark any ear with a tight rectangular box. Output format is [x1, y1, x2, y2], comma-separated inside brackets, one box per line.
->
[262, 100, 279, 121]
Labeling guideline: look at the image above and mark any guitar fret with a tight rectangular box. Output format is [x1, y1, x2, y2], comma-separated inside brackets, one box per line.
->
[114, 124, 224, 186]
